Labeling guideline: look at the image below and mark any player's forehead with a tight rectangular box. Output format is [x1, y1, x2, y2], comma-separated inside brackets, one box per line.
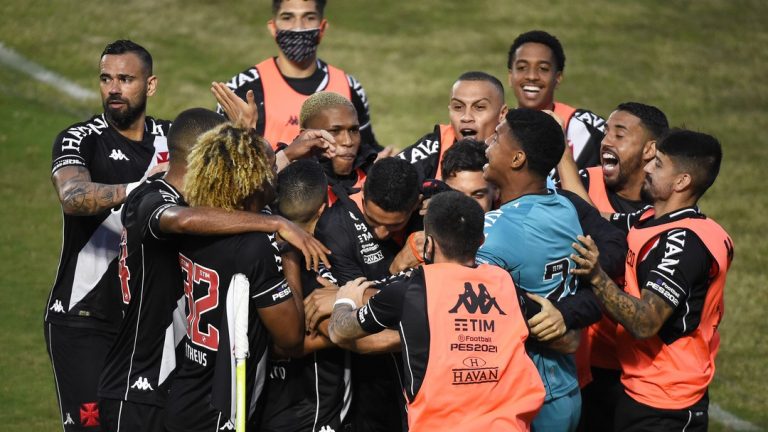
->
[99, 52, 146, 76]
[451, 80, 501, 105]
[607, 110, 642, 131]
[445, 170, 489, 192]
[275, 0, 321, 17]
[307, 105, 358, 128]
[513, 42, 556, 65]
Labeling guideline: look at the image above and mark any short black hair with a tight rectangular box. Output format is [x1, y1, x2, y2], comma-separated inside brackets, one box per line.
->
[277, 159, 328, 224]
[272, 0, 326, 16]
[616, 102, 669, 140]
[504, 108, 564, 178]
[363, 158, 419, 213]
[656, 128, 722, 199]
[456, 71, 505, 100]
[441, 138, 488, 179]
[507, 30, 565, 72]
[101, 39, 153, 75]
[168, 108, 226, 165]
[424, 191, 485, 261]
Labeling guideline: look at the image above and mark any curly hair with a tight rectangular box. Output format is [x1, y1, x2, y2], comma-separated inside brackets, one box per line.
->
[184, 124, 275, 210]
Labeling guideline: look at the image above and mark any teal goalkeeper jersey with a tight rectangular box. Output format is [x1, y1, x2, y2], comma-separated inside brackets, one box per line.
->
[476, 190, 583, 401]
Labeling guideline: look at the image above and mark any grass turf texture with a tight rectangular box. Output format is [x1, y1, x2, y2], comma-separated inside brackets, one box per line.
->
[1, 1, 766, 430]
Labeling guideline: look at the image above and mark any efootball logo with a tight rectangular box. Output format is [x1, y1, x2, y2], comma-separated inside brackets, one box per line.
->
[449, 283, 506, 315]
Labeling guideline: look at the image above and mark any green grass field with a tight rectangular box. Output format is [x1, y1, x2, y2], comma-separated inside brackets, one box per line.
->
[1, 1, 766, 430]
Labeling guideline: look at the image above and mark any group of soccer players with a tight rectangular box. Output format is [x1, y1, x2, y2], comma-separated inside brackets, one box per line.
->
[45, 1, 733, 432]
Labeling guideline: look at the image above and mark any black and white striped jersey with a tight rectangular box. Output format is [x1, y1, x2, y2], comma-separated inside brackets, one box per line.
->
[46, 114, 171, 331]
[165, 229, 293, 432]
[97, 177, 186, 407]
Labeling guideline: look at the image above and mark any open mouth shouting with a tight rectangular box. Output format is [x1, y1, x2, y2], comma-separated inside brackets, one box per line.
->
[459, 127, 478, 139]
[601, 148, 620, 178]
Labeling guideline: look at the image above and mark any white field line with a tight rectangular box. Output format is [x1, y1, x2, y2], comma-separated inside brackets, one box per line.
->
[0, 41, 96, 101]
[710, 403, 762, 431]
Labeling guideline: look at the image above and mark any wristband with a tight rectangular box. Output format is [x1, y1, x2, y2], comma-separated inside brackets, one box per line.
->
[333, 298, 357, 309]
[126, 180, 143, 197]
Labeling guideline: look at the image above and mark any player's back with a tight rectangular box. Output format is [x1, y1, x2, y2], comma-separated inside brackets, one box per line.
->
[477, 191, 583, 402]
[166, 230, 292, 432]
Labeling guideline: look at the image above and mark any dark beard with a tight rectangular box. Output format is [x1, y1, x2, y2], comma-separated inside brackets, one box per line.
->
[640, 180, 653, 203]
[104, 97, 146, 131]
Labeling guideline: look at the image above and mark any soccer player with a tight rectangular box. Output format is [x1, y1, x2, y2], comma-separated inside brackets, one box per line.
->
[398, 71, 508, 181]
[166, 123, 304, 432]
[477, 108, 586, 431]
[258, 160, 349, 432]
[46, 39, 170, 431]
[440, 138, 498, 212]
[572, 129, 734, 432]
[220, 0, 386, 155]
[311, 157, 422, 432]
[507, 30, 605, 169]
[568, 102, 668, 432]
[328, 191, 546, 431]
[299, 91, 377, 205]
[98, 107, 327, 432]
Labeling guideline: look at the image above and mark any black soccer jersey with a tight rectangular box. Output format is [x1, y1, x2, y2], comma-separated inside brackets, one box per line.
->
[314, 190, 407, 432]
[220, 58, 381, 151]
[46, 114, 171, 331]
[397, 124, 445, 182]
[258, 262, 349, 432]
[97, 177, 186, 407]
[630, 207, 714, 345]
[165, 230, 292, 432]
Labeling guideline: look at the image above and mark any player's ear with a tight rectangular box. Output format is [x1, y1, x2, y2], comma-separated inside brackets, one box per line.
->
[511, 149, 526, 170]
[674, 172, 692, 193]
[554, 70, 563, 89]
[146, 75, 157, 97]
[267, 19, 277, 38]
[642, 140, 656, 162]
[499, 104, 509, 121]
[318, 19, 328, 42]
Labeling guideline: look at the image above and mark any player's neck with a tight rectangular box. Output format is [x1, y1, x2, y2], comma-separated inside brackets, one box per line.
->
[110, 112, 147, 142]
[615, 171, 645, 202]
[275, 54, 317, 79]
[498, 176, 547, 204]
[163, 167, 186, 197]
[652, 195, 697, 219]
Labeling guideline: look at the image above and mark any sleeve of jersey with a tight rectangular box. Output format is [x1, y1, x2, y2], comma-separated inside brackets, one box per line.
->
[562, 190, 628, 279]
[640, 229, 711, 311]
[475, 220, 513, 269]
[244, 238, 293, 308]
[347, 74, 381, 151]
[609, 206, 651, 234]
[51, 128, 91, 174]
[139, 187, 181, 241]
[396, 131, 441, 181]
[314, 212, 365, 285]
[357, 279, 408, 333]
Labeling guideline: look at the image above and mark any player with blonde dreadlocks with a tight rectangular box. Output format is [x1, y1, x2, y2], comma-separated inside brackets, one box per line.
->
[185, 123, 277, 211]
[166, 122, 304, 432]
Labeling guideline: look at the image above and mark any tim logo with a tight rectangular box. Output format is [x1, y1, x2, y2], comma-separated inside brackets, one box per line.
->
[79, 402, 100, 427]
[286, 115, 299, 126]
[449, 283, 506, 315]
[109, 149, 130, 161]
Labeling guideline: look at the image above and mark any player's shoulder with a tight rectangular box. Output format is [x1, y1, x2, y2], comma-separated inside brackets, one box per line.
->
[223, 62, 263, 91]
[54, 113, 111, 146]
[145, 116, 172, 137]
[397, 125, 442, 160]
[570, 107, 606, 132]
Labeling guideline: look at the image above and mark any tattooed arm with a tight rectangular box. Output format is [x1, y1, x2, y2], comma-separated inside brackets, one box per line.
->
[52, 166, 129, 215]
[572, 235, 674, 340]
[329, 303, 369, 344]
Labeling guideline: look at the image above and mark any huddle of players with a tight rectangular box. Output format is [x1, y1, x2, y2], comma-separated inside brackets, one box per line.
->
[44, 1, 733, 432]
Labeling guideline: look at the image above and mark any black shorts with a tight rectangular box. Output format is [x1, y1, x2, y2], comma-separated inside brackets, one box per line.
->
[99, 398, 166, 432]
[615, 390, 708, 432]
[45, 322, 114, 431]
[577, 367, 622, 432]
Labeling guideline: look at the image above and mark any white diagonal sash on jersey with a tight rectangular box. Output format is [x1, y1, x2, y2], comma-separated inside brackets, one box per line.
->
[68, 210, 122, 309]
[158, 294, 187, 386]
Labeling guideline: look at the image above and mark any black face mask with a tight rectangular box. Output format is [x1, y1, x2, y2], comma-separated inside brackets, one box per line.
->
[275, 28, 320, 63]
[422, 235, 434, 265]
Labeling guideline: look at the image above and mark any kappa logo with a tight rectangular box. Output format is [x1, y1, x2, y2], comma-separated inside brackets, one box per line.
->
[449, 283, 506, 315]
[49, 299, 65, 313]
[79, 402, 100, 427]
[319, 426, 336, 432]
[286, 115, 299, 126]
[130, 376, 154, 391]
[109, 149, 130, 161]
[63, 412, 75, 425]
[219, 420, 235, 430]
